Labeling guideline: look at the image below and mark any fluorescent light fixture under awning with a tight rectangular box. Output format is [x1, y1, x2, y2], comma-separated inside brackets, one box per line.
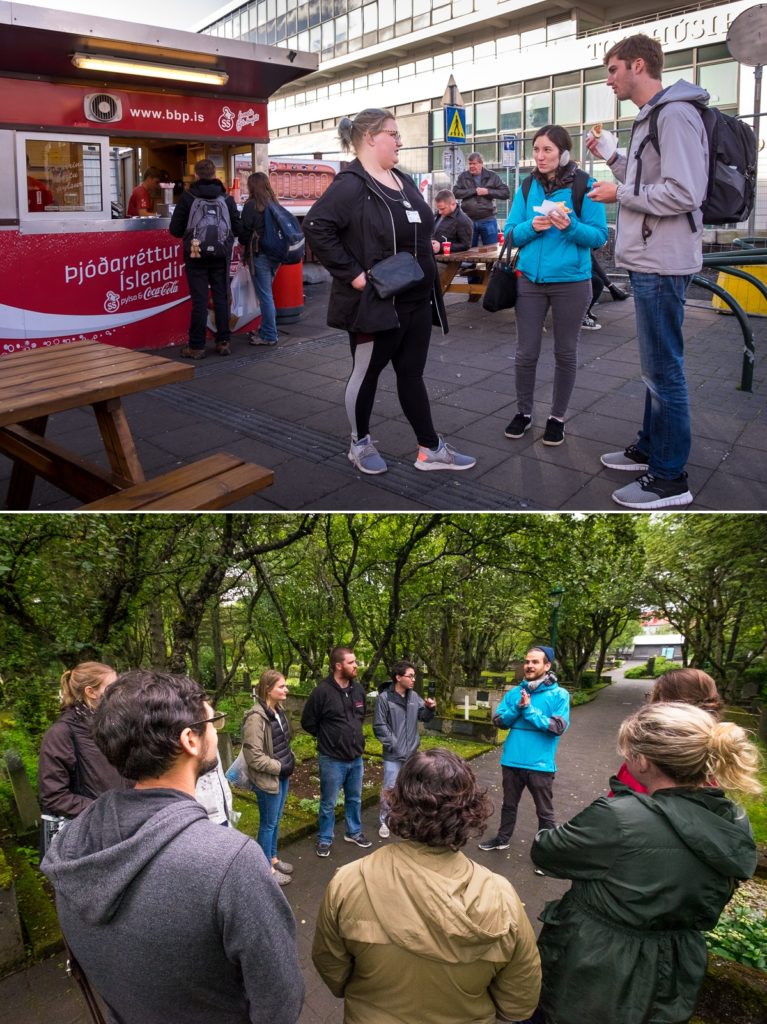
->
[71, 52, 229, 86]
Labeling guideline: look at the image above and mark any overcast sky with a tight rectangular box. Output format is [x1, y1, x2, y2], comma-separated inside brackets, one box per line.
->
[16, 0, 226, 31]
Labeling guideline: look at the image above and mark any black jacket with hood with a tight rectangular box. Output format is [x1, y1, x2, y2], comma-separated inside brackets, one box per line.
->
[301, 674, 366, 761]
[41, 788, 303, 1024]
[169, 177, 242, 261]
[303, 159, 448, 335]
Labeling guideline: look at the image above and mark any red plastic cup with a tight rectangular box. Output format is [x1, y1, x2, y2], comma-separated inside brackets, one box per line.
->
[498, 230, 505, 244]
[442, 241, 452, 254]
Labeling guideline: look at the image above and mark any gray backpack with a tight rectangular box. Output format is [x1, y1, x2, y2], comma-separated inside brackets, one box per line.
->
[183, 196, 233, 259]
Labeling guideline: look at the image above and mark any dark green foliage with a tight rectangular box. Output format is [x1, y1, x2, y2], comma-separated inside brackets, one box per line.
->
[624, 657, 682, 679]
[706, 906, 767, 972]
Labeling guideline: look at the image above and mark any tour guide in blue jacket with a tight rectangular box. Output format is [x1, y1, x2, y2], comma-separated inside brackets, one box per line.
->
[479, 645, 570, 853]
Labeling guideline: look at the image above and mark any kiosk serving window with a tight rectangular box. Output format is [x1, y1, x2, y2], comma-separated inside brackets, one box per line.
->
[16, 133, 110, 222]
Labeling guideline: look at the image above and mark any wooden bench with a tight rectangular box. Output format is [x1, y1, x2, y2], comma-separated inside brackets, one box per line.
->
[80, 453, 274, 511]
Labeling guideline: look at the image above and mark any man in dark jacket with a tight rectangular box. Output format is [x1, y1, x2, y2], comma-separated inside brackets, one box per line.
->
[431, 189, 473, 254]
[454, 153, 510, 246]
[301, 646, 372, 857]
[372, 660, 436, 838]
[41, 670, 303, 1024]
[169, 158, 241, 359]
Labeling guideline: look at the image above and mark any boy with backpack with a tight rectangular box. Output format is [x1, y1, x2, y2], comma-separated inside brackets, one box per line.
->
[170, 159, 241, 359]
[587, 34, 713, 509]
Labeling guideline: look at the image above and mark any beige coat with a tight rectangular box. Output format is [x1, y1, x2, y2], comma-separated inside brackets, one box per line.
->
[241, 703, 292, 795]
[313, 841, 541, 1024]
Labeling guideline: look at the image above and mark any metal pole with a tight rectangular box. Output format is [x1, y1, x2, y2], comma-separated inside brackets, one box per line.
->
[550, 605, 560, 656]
[748, 63, 762, 237]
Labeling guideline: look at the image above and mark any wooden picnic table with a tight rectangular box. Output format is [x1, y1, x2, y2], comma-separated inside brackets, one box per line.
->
[0, 339, 194, 509]
[434, 243, 502, 299]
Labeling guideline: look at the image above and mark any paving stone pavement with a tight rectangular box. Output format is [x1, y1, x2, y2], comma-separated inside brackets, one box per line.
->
[0, 672, 648, 1023]
[2, 281, 765, 510]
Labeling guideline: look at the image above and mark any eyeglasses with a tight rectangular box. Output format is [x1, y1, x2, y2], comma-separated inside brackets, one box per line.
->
[378, 130, 402, 141]
[188, 713, 227, 731]
[400, 672, 416, 679]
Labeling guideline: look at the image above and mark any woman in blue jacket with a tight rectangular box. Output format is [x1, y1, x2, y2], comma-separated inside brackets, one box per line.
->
[503, 125, 607, 447]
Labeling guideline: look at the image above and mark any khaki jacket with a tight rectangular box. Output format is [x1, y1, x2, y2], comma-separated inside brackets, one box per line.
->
[313, 841, 540, 1024]
[241, 703, 292, 795]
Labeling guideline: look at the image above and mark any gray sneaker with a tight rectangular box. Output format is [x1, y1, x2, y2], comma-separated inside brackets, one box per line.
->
[273, 869, 292, 886]
[348, 435, 387, 475]
[611, 472, 693, 509]
[600, 444, 650, 471]
[414, 437, 476, 471]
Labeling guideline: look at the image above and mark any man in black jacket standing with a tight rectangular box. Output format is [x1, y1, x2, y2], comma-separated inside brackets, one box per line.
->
[169, 159, 241, 359]
[301, 646, 372, 857]
[454, 153, 510, 247]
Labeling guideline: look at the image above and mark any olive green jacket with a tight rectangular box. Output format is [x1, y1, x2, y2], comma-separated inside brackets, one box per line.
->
[313, 840, 541, 1024]
[241, 703, 292, 795]
[531, 779, 757, 1024]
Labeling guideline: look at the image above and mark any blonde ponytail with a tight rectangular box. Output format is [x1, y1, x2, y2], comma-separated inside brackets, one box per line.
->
[618, 702, 763, 797]
[60, 662, 115, 707]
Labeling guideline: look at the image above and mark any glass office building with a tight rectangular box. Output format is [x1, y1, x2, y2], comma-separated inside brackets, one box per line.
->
[199, 0, 754, 189]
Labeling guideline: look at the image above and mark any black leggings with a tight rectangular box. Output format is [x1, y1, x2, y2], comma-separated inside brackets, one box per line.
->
[589, 253, 611, 312]
[346, 302, 439, 448]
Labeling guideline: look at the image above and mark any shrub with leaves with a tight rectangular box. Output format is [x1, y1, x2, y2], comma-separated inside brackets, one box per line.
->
[705, 905, 767, 972]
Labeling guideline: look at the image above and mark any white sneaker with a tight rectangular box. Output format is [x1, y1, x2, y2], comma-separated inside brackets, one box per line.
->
[414, 437, 476, 471]
[378, 823, 390, 838]
[348, 435, 387, 474]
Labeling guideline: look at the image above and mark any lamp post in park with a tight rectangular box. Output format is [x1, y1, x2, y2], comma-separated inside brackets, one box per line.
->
[549, 585, 565, 659]
[727, 6, 767, 236]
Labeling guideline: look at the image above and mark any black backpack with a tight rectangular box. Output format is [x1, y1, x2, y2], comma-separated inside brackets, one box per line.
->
[183, 195, 233, 259]
[520, 168, 591, 218]
[634, 102, 756, 228]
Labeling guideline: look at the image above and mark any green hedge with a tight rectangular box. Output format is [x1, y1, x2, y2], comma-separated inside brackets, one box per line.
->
[624, 657, 682, 679]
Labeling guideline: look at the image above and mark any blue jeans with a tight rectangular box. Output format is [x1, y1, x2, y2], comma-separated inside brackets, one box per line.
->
[254, 778, 289, 861]
[471, 218, 499, 246]
[379, 759, 402, 824]
[250, 253, 280, 341]
[629, 271, 692, 479]
[318, 754, 363, 843]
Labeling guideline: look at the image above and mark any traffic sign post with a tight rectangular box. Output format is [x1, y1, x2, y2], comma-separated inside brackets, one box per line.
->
[502, 133, 520, 195]
[441, 75, 466, 189]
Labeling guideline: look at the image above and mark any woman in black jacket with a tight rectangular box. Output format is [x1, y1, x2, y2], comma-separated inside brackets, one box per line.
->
[38, 662, 127, 843]
[303, 108, 475, 476]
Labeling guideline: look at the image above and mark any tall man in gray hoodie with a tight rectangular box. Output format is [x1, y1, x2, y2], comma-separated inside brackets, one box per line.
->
[587, 34, 709, 509]
[42, 670, 303, 1024]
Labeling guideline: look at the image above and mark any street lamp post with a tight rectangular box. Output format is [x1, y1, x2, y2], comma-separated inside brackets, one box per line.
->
[549, 586, 565, 658]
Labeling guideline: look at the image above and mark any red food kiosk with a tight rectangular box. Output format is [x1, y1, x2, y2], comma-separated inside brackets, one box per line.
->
[0, 3, 316, 353]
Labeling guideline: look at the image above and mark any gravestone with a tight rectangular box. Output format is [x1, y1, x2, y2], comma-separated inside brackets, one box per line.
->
[4, 751, 39, 830]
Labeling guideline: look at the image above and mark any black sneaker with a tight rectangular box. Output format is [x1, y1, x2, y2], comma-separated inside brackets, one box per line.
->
[600, 444, 650, 471]
[477, 836, 510, 851]
[504, 414, 532, 439]
[316, 841, 331, 857]
[542, 418, 565, 446]
[344, 833, 373, 848]
[611, 472, 693, 510]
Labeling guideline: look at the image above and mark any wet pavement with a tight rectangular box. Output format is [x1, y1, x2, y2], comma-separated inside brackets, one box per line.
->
[3, 279, 766, 511]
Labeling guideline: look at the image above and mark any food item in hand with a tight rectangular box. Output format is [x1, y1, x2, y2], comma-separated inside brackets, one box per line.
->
[587, 124, 617, 160]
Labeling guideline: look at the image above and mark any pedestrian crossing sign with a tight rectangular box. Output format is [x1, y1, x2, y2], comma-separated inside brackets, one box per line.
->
[444, 105, 467, 143]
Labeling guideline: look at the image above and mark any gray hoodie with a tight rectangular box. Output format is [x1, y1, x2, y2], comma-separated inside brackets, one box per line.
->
[610, 79, 710, 275]
[373, 684, 435, 762]
[41, 788, 303, 1024]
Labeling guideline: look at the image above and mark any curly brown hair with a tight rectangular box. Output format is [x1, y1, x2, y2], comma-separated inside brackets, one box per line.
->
[386, 748, 492, 850]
